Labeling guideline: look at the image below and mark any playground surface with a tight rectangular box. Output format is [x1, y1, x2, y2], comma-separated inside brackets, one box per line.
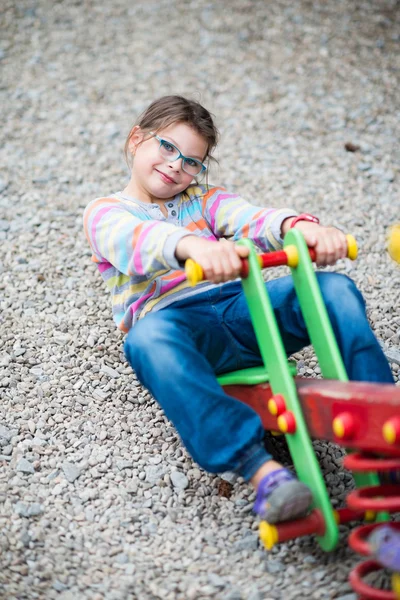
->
[0, 1, 399, 598]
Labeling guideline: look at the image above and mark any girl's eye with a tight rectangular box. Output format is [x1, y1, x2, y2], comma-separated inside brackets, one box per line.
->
[162, 141, 175, 153]
[185, 158, 198, 167]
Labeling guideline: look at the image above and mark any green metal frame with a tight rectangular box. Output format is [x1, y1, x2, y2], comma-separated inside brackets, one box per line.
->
[217, 230, 383, 551]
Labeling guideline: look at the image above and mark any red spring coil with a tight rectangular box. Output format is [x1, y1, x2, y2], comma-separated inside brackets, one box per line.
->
[344, 453, 400, 600]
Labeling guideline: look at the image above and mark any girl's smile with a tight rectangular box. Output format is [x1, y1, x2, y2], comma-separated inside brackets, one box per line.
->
[155, 168, 177, 185]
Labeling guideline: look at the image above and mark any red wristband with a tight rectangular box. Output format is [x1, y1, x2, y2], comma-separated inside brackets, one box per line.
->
[289, 213, 320, 229]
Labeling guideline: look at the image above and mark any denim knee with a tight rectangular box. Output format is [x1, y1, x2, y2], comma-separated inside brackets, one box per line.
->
[316, 273, 365, 318]
[124, 314, 187, 379]
[124, 317, 156, 373]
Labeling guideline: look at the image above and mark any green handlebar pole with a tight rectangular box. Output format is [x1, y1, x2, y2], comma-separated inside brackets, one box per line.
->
[237, 237, 339, 551]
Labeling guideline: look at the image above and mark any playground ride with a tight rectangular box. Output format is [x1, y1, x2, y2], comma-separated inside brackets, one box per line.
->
[185, 230, 400, 600]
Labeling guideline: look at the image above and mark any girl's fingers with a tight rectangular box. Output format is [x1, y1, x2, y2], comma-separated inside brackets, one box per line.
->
[236, 245, 250, 258]
[205, 244, 244, 282]
[218, 254, 235, 282]
[219, 248, 243, 281]
[315, 229, 348, 266]
[338, 231, 348, 258]
[201, 258, 215, 282]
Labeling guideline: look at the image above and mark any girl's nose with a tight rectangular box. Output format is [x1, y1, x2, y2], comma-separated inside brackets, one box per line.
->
[167, 158, 183, 171]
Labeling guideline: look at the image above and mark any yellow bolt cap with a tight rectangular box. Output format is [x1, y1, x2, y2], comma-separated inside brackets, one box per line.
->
[364, 510, 376, 522]
[285, 245, 299, 268]
[259, 521, 279, 550]
[277, 415, 288, 433]
[268, 399, 278, 416]
[388, 224, 400, 264]
[332, 417, 345, 439]
[383, 422, 396, 445]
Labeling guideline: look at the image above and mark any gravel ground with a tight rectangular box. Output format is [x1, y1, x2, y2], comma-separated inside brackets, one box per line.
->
[1, 1, 400, 599]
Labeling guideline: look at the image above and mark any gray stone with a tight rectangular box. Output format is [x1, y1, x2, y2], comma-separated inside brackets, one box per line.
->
[116, 460, 133, 470]
[101, 364, 120, 378]
[14, 502, 44, 517]
[266, 560, 284, 574]
[0, 425, 17, 441]
[145, 464, 166, 485]
[61, 461, 81, 483]
[170, 470, 189, 490]
[384, 346, 400, 365]
[114, 553, 129, 564]
[220, 471, 238, 484]
[221, 589, 242, 600]
[53, 581, 69, 592]
[31, 437, 47, 446]
[16, 458, 35, 474]
[208, 573, 226, 588]
[234, 534, 259, 552]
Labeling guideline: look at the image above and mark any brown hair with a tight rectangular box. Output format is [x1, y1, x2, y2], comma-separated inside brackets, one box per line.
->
[124, 95, 219, 171]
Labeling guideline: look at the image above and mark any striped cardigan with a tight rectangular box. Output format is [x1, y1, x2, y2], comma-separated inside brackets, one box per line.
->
[83, 184, 297, 331]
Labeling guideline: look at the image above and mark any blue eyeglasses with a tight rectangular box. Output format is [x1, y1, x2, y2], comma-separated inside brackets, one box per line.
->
[152, 133, 207, 176]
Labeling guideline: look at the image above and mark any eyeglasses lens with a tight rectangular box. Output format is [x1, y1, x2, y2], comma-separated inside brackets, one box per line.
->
[182, 161, 201, 176]
[158, 140, 202, 176]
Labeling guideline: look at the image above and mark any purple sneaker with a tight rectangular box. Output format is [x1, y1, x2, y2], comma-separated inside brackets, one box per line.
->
[368, 525, 400, 572]
[254, 468, 313, 524]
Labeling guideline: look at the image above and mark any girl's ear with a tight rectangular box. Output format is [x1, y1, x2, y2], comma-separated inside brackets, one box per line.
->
[128, 126, 144, 155]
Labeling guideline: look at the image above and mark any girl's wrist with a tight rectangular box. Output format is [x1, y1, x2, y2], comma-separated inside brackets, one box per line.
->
[281, 217, 296, 236]
[175, 235, 198, 261]
[281, 214, 320, 237]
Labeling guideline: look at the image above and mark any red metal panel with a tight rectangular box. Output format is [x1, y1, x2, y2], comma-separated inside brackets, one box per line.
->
[223, 379, 400, 456]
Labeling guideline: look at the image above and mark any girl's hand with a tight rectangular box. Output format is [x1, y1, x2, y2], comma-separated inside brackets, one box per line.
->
[282, 219, 348, 266]
[176, 236, 249, 283]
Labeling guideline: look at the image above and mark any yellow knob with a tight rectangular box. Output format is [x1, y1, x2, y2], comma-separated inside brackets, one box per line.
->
[392, 573, 400, 600]
[382, 417, 400, 445]
[332, 417, 345, 439]
[346, 235, 358, 260]
[364, 510, 376, 522]
[332, 412, 355, 440]
[285, 245, 299, 268]
[277, 415, 288, 434]
[185, 259, 204, 286]
[388, 224, 400, 264]
[383, 421, 397, 445]
[259, 521, 279, 550]
[268, 399, 278, 416]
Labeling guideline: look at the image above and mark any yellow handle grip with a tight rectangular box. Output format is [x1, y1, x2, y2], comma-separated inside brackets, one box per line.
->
[185, 234, 358, 286]
[185, 259, 205, 286]
[345, 234, 358, 260]
[388, 224, 400, 264]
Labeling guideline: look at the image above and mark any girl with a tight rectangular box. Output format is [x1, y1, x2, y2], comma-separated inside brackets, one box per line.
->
[83, 95, 394, 524]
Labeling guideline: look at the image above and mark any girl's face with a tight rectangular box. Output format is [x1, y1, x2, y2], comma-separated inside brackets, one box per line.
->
[127, 122, 208, 203]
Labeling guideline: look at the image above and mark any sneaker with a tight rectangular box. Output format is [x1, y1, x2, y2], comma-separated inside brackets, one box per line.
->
[368, 525, 400, 572]
[253, 468, 313, 524]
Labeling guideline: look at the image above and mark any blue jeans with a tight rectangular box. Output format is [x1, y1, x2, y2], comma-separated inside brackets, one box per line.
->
[124, 273, 394, 480]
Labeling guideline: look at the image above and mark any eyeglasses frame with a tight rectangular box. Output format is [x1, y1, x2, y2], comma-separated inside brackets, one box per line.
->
[150, 132, 207, 176]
